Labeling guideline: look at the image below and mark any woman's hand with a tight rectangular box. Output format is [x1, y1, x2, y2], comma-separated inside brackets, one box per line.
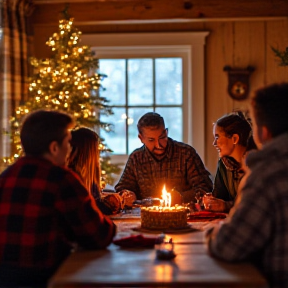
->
[203, 194, 227, 212]
[119, 190, 137, 208]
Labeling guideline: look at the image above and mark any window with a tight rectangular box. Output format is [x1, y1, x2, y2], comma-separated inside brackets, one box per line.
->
[82, 32, 209, 165]
[99, 57, 183, 155]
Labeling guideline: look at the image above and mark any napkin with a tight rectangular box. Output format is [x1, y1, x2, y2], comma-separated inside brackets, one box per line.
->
[113, 234, 157, 248]
[188, 211, 226, 221]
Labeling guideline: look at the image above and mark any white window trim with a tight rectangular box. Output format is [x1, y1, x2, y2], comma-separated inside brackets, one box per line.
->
[81, 31, 209, 164]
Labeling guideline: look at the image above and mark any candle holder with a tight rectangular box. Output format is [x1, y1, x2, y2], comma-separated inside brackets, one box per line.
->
[155, 234, 176, 260]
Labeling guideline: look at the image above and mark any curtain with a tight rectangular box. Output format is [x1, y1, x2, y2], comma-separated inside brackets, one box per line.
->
[0, 0, 33, 161]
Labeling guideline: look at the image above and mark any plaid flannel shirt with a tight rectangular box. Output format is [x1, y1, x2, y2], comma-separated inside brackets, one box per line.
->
[115, 138, 212, 202]
[206, 132, 288, 288]
[0, 156, 116, 284]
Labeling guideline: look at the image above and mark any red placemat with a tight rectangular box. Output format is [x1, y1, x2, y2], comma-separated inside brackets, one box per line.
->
[113, 234, 157, 248]
[188, 211, 227, 222]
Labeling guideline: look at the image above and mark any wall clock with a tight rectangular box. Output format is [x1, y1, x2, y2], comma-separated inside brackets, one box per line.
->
[224, 66, 255, 100]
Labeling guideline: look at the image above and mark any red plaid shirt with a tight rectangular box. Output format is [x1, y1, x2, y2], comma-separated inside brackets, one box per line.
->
[0, 156, 116, 284]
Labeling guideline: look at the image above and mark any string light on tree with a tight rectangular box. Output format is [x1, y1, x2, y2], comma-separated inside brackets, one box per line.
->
[2, 8, 121, 184]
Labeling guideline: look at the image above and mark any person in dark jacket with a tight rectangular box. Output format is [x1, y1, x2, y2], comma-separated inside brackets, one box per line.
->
[203, 111, 256, 212]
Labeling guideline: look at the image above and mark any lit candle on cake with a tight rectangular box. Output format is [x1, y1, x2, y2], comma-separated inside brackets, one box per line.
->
[140, 185, 188, 230]
[161, 185, 171, 208]
[140, 185, 187, 230]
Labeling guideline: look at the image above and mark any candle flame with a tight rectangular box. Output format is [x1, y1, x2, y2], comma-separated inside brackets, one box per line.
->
[162, 185, 171, 207]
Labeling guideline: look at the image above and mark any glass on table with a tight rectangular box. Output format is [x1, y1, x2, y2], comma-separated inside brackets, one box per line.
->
[155, 234, 176, 260]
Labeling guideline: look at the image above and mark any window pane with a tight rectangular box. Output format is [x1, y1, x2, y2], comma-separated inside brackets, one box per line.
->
[99, 57, 184, 156]
[128, 107, 153, 154]
[99, 59, 126, 105]
[155, 107, 182, 142]
[128, 59, 153, 105]
[100, 108, 126, 154]
[155, 58, 182, 105]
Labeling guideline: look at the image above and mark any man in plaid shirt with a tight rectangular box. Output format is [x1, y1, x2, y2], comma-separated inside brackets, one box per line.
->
[206, 83, 288, 288]
[115, 112, 212, 203]
[0, 110, 116, 287]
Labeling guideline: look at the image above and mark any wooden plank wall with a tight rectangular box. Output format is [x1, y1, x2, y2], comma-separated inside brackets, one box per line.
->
[204, 19, 288, 175]
[31, 15, 288, 176]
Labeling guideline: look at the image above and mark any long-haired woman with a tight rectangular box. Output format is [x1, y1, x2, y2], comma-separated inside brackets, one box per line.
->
[67, 127, 123, 214]
[203, 111, 256, 212]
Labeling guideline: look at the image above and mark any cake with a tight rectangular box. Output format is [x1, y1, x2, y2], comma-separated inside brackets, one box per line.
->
[141, 206, 188, 230]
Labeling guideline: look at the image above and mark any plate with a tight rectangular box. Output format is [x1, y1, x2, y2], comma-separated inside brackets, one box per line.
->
[132, 224, 200, 234]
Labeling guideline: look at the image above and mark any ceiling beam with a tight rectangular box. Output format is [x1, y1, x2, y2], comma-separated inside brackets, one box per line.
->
[32, 0, 288, 25]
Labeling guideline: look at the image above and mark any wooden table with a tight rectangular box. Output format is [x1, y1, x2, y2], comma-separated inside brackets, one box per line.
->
[48, 216, 268, 288]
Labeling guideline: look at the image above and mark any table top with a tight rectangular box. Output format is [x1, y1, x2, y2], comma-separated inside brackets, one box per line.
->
[113, 216, 215, 244]
[48, 216, 268, 288]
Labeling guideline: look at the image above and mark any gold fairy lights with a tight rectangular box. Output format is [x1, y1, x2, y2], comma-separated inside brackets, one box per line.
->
[2, 15, 118, 182]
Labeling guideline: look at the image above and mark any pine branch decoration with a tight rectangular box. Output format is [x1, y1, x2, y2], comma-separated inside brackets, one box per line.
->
[271, 46, 288, 66]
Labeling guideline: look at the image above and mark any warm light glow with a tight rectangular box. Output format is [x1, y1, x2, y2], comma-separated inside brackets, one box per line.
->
[155, 265, 173, 281]
[127, 117, 134, 125]
[161, 185, 171, 207]
[1, 14, 118, 184]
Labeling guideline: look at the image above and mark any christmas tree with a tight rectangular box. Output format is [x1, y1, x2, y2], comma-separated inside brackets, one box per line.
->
[3, 9, 121, 185]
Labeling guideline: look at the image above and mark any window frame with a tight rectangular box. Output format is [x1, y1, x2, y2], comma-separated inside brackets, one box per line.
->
[99, 57, 184, 155]
[82, 31, 209, 164]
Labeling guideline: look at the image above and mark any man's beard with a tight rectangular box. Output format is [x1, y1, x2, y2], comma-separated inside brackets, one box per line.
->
[152, 147, 166, 156]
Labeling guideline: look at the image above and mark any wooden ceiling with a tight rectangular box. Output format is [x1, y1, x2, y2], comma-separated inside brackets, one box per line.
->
[32, 0, 288, 25]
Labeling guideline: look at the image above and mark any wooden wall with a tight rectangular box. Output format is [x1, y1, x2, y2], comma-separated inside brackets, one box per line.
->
[204, 19, 288, 174]
[30, 3, 288, 176]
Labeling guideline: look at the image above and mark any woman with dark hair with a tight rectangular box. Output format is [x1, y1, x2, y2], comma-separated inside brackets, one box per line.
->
[67, 127, 135, 215]
[203, 111, 256, 212]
